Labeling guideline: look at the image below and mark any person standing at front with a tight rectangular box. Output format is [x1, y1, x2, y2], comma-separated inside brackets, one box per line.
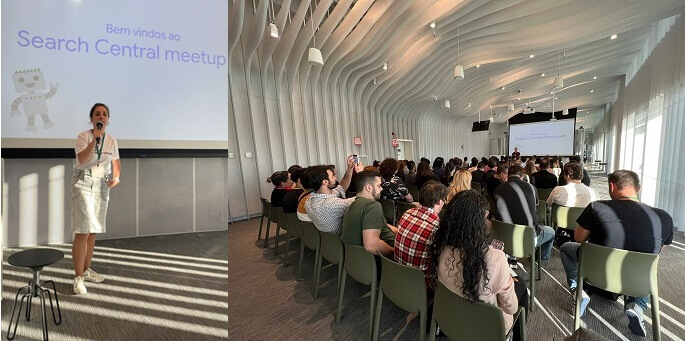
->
[71, 103, 120, 294]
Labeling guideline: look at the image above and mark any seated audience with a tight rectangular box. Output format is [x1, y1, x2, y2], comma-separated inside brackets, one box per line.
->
[549, 158, 562, 179]
[432, 157, 446, 178]
[342, 171, 397, 256]
[558, 155, 591, 187]
[495, 165, 555, 261]
[522, 160, 537, 183]
[282, 167, 306, 213]
[297, 167, 315, 222]
[560, 170, 673, 336]
[415, 162, 441, 188]
[486, 164, 508, 197]
[471, 162, 486, 183]
[547, 163, 599, 208]
[268, 170, 294, 207]
[530, 159, 558, 189]
[440, 161, 457, 186]
[405, 161, 417, 186]
[394, 181, 447, 289]
[306, 156, 361, 234]
[378, 158, 413, 203]
[446, 169, 472, 202]
[397, 160, 408, 182]
[432, 190, 528, 340]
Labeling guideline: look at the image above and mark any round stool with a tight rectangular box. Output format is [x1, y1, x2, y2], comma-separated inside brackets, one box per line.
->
[6, 248, 64, 341]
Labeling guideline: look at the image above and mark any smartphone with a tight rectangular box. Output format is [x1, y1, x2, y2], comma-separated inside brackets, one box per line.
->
[490, 239, 504, 251]
[352, 155, 359, 164]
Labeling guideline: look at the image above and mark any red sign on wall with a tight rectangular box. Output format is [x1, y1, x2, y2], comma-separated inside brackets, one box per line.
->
[354, 136, 362, 146]
[391, 138, 399, 147]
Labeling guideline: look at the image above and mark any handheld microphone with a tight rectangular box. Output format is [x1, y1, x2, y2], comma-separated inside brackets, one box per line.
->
[95, 121, 104, 143]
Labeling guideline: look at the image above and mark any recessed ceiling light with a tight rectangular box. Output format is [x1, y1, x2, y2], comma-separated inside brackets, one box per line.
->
[590, 89, 594, 93]
[430, 21, 436, 29]
[555, 97, 558, 100]
[610, 34, 618, 40]
[593, 76, 597, 79]
[476, 64, 480, 68]
[501, 86, 505, 90]
[467, 103, 471, 108]
[541, 73, 545, 77]
[516, 98, 521, 101]
[529, 54, 535, 58]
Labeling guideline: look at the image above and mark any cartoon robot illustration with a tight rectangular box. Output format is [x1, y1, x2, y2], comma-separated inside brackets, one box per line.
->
[11, 68, 59, 131]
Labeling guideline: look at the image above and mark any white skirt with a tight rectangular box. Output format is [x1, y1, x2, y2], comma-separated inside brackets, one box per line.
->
[70, 170, 110, 234]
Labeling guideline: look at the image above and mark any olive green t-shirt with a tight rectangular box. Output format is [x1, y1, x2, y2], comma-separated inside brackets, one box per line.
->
[342, 197, 395, 247]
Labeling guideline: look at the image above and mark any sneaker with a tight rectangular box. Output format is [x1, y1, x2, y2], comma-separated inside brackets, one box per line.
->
[625, 303, 647, 337]
[83, 268, 105, 283]
[73, 276, 87, 295]
[571, 289, 590, 316]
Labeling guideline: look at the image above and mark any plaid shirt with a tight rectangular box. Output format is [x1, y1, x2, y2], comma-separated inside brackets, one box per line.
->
[394, 206, 440, 288]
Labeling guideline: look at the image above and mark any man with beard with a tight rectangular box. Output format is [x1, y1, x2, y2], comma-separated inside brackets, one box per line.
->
[342, 171, 397, 257]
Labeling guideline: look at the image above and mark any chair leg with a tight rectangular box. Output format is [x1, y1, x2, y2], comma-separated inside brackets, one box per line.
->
[297, 241, 305, 281]
[335, 261, 344, 323]
[419, 309, 427, 341]
[574, 279, 584, 330]
[372, 289, 383, 341]
[536, 247, 542, 281]
[263, 220, 271, 248]
[283, 232, 291, 267]
[312, 247, 321, 299]
[336, 270, 347, 323]
[651, 294, 661, 341]
[42, 281, 62, 325]
[26, 295, 32, 321]
[369, 281, 377, 341]
[529, 256, 535, 312]
[7, 285, 31, 340]
[273, 223, 281, 256]
[428, 317, 437, 341]
[258, 214, 265, 240]
[38, 288, 49, 341]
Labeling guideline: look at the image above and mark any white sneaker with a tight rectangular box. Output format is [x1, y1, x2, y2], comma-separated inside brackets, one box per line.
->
[73, 276, 87, 295]
[83, 268, 105, 283]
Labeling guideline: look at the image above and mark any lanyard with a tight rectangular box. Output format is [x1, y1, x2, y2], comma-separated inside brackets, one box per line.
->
[95, 133, 106, 166]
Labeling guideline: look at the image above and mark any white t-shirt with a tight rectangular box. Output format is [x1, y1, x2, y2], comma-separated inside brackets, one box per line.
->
[547, 182, 600, 208]
[74, 130, 120, 174]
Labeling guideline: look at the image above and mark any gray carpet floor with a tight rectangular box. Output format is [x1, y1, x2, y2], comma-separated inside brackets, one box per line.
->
[228, 173, 685, 340]
[1, 230, 228, 340]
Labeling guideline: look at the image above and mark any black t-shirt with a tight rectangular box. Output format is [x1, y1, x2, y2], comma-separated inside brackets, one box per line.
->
[270, 188, 289, 207]
[530, 170, 557, 189]
[415, 174, 440, 189]
[471, 169, 486, 183]
[577, 200, 673, 253]
[494, 178, 539, 227]
[281, 188, 304, 213]
[485, 173, 503, 197]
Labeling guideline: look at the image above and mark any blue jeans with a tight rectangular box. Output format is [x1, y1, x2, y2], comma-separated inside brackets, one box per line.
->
[560, 242, 649, 311]
[535, 225, 555, 261]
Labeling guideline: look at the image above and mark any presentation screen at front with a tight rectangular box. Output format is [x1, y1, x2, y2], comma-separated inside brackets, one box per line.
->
[508, 119, 575, 156]
[1, 0, 228, 149]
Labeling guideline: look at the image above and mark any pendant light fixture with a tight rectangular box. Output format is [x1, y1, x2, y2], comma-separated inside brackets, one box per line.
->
[383, 62, 388, 70]
[269, 0, 279, 38]
[508, 104, 515, 111]
[308, 1, 323, 67]
[443, 100, 451, 109]
[453, 26, 464, 79]
[554, 51, 563, 88]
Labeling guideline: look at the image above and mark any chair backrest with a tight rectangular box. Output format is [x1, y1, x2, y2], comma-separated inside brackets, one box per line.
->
[490, 220, 535, 259]
[471, 182, 483, 194]
[378, 198, 396, 225]
[276, 207, 288, 231]
[537, 188, 553, 202]
[433, 281, 506, 341]
[483, 194, 497, 216]
[396, 202, 416, 223]
[379, 254, 426, 314]
[320, 231, 344, 265]
[578, 243, 659, 298]
[343, 243, 377, 286]
[536, 200, 547, 225]
[268, 202, 279, 223]
[407, 186, 420, 201]
[285, 213, 303, 238]
[552, 204, 585, 230]
[301, 221, 321, 251]
[260, 197, 269, 216]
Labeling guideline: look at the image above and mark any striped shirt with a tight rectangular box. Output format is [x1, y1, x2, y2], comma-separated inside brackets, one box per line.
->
[305, 186, 354, 235]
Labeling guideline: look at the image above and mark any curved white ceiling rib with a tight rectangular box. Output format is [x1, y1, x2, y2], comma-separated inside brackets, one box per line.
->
[232, 0, 684, 132]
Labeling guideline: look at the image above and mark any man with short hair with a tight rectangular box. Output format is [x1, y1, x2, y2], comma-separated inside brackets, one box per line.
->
[558, 155, 591, 186]
[282, 167, 307, 214]
[530, 159, 558, 189]
[486, 164, 508, 197]
[560, 170, 673, 336]
[342, 171, 397, 257]
[547, 163, 599, 208]
[306, 156, 361, 235]
[394, 181, 447, 289]
[470, 162, 486, 183]
[495, 165, 555, 261]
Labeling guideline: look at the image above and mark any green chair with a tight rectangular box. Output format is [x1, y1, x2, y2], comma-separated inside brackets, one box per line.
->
[378, 199, 396, 225]
[428, 281, 526, 341]
[314, 231, 345, 302]
[338, 243, 379, 340]
[408, 186, 420, 201]
[373, 255, 428, 341]
[491, 219, 540, 312]
[396, 202, 416, 223]
[537, 188, 553, 202]
[298, 221, 321, 286]
[258, 198, 270, 240]
[282, 213, 302, 267]
[536, 200, 548, 226]
[484, 194, 497, 216]
[574, 243, 661, 340]
[471, 182, 483, 194]
[273, 207, 288, 256]
[262, 201, 279, 248]
[551, 204, 585, 230]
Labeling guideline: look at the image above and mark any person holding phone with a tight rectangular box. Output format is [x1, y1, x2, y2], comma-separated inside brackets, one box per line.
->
[70, 103, 120, 294]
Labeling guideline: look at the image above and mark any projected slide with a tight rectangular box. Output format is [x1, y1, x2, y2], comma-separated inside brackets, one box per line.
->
[508, 119, 575, 156]
[1, 0, 228, 149]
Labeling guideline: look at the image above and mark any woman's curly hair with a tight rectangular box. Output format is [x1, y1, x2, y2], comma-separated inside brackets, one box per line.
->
[378, 158, 399, 180]
[431, 189, 490, 302]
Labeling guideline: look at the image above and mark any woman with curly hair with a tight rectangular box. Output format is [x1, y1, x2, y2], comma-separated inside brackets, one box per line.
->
[446, 169, 472, 202]
[431, 190, 528, 340]
[378, 158, 413, 202]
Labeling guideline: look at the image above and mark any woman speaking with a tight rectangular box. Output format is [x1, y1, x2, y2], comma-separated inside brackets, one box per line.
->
[70, 103, 120, 294]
